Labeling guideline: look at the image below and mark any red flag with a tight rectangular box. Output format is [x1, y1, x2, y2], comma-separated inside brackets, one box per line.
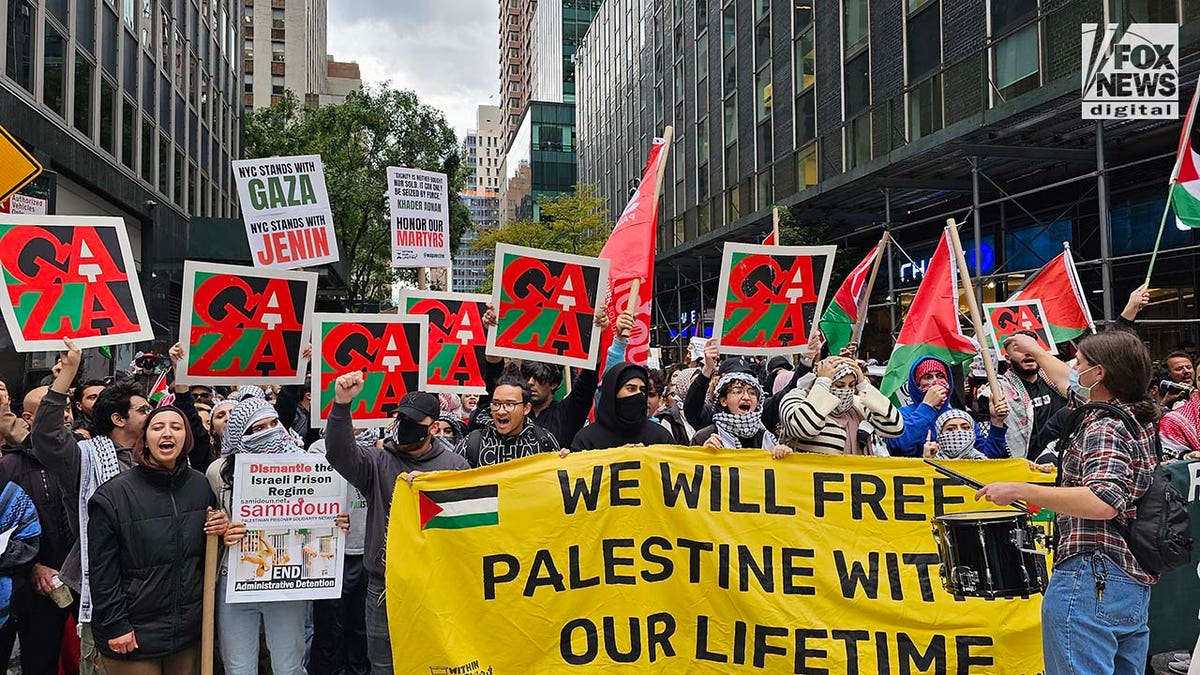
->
[599, 137, 668, 366]
[1008, 248, 1095, 343]
[762, 231, 776, 245]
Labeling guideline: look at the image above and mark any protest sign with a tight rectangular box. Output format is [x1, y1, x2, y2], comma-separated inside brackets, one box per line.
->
[687, 337, 708, 363]
[232, 154, 339, 269]
[387, 167, 449, 268]
[0, 215, 152, 351]
[226, 453, 347, 603]
[713, 243, 837, 356]
[312, 313, 429, 428]
[177, 261, 317, 385]
[983, 299, 1058, 356]
[386, 449, 1045, 673]
[398, 289, 489, 394]
[487, 244, 610, 369]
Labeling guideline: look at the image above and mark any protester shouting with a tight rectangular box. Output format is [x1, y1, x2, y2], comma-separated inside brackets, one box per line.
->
[207, 397, 309, 675]
[977, 331, 1159, 674]
[457, 376, 560, 466]
[572, 362, 674, 450]
[324, 371, 468, 674]
[87, 405, 227, 675]
[691, 372, 787, 453]
[778, 356, 902, 455]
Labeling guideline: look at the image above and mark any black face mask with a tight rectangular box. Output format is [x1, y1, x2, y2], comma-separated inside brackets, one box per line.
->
[392, 419, 432, 446]
[614, 393, 648, 426]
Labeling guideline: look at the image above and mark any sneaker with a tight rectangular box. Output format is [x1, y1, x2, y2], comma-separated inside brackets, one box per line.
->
[1169, 661, 1190, 675]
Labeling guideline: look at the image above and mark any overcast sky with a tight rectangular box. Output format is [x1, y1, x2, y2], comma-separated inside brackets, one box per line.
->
[327, 0, 499, 140]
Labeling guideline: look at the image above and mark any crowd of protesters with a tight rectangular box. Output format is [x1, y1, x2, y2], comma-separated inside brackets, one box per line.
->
[0, 283, 1193, 674]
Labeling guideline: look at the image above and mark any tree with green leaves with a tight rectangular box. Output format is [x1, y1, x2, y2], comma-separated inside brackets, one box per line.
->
[243, 85, 469, 307]
[470, 183, 612, 291]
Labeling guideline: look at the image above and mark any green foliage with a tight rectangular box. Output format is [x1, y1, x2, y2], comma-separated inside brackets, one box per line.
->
[243, 86, 467, 307]
[470, 183, 613, 292]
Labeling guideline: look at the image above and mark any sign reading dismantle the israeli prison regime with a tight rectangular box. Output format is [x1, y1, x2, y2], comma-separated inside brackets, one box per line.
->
[713, 242, 837, 356]
[0, 215, 153, 351]
[398, 289, 489, 394]
[176, 261, 317, 386]
[486, 244, 610, 370]
[387, 166, 449, 268]
[386, 448, 1046, 673]
[226, 453, 347, 604]
[983, 299, 1059, 356]
[311, 313, 429, 428]
[232, 154, 340, 269]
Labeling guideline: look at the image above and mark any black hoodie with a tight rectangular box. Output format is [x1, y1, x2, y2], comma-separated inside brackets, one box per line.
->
[572, 362, 675, 451]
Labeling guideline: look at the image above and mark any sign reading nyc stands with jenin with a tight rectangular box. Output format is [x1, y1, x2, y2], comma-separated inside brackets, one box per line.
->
[232, 155, 340, 269]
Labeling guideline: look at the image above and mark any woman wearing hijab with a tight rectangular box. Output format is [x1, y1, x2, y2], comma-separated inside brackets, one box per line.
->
[433, 413, 468, 448]
[690, 372, 787, 452]
[206, 397, 309, 675]
[922, 409, 1006, 460]
[87, 406, 227, 674]
[776, 357, 903, 456]
[572, 362, 675, 450]
[208, 398, 236, 458]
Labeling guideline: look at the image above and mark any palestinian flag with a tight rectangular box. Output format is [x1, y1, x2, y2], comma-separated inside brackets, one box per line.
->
[1009, 249, 1095, 344]
[818, 243, 882, 354]
[148, 369, 172, 405]
[880, 231, 976, 397]
[419, 485, 499, 530]
[1171, 75, 1200, 229]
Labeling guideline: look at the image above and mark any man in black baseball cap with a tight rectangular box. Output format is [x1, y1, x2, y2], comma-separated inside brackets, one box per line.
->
[323, 372, 468, 673]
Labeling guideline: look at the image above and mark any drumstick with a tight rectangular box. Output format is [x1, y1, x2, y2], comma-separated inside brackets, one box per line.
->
[923, 459, 1040, 515]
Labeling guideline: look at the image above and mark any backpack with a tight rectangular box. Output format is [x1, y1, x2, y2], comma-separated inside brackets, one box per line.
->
[1056, 402, 1192, 576]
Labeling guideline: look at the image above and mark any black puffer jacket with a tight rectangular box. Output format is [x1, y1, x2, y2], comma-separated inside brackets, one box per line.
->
[87, 461, 215, 660]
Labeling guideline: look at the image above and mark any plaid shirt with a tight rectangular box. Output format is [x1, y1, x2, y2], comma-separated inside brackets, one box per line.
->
[1057, 402, 1157, 584]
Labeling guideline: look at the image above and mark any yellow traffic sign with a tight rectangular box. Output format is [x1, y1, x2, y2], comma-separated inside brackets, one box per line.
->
[0, 123, 42, 204]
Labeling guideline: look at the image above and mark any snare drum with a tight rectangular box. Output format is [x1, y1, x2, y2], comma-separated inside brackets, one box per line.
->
[931, 511, 1048, 599]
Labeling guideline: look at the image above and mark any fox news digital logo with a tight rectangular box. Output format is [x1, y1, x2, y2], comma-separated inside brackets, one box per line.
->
[1082, 23, 1178, 119]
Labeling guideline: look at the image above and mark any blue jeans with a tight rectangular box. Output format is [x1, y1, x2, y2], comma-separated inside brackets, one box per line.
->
[217, 570, 309, 675]
[1041, 552, 1151, 675]
[364, 579, 392, 675]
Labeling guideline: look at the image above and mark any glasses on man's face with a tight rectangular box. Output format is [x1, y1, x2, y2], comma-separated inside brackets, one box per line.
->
[489, 401, 523, 412]
[725, 385, 758, 397]
[133, 405, 153, 415]
[194, 391, 214, 401]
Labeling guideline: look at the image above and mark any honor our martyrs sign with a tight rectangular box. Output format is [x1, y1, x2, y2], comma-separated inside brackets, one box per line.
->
[0, 216, 152, 351]
[176, 261, 317, 385]
[232, 155, 340, 269]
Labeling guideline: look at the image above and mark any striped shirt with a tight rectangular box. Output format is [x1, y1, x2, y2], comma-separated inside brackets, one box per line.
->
[779, 381, 904, 455]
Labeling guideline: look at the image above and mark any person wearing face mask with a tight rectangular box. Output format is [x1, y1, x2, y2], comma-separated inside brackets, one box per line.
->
[571, 363, 675, 450]
[921, 409, 1006, 460]
[206, 397, 309, 674]
[87, 406, 227, 674]
[777, 357, 903, 455]
[433, 413, 467, 448]
[886, 356, 1009, 457]
[209, 399, 236, 458]
[691, 373, 786, 452]
[978, 331, 1159, 675]
[324, 371, 468, 674]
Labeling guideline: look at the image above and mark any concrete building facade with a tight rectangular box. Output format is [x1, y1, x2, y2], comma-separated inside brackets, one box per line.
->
[457, 104, 503, 293]
[241, 0, 326, 110]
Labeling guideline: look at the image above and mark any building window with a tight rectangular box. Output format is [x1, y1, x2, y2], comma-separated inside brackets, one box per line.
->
[696, 0, 707, 33]
[122, 0, 134, 28]
[754, 15, 770, 69]
[796, 89, 816, 144]
[845, 51, 870, 117]
[724, 142, 738, 187]
[158, 133, 170, 196]
[722, 5, 735, 54]
[994, 24, 1039, 100]
[141, 115, 154, 181]
[796, 142, 818, 190]
[794, 2, 812, 32]
[1111, 0, 1177, 22]
[122, 97, 135, 168]
[697, 116, 709, 165]
[74, 52, 94, 135]
[907, 2, 940, 82]
[845, 0, 869, 53]
[174, 146, 185, 207]
[908, 75, 942, 140]
[723, 95, 737, 146]
[991, 0, 1037, 35]
[44, 23, 66, 117]
[794, 31, 815, 92]
[755, 169, 772, 211]
[100, 78, 117, 154]
[697, 30, 708, 75]
[846, 114, 871, 169]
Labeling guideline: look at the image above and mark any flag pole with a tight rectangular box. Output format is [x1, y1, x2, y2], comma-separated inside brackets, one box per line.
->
[771, 206, 781, 245]
[1143, 190, 1174, 287]
[850, 230, 891, 348]
[946, 219, 1002, 405]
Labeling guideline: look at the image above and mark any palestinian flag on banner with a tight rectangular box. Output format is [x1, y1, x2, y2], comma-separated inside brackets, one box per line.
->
[419, 485, 499, 530]
[148, 369, 172, 405]
[1008, 248, 1095, 344]
[1171, 75, 1200, 229]
[880, 231, 976, 397]
[818, 243, 882, 354]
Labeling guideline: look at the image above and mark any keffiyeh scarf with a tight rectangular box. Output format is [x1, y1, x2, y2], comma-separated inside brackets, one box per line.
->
[711, 373, 776, 449]
[78, 435, 122, 624]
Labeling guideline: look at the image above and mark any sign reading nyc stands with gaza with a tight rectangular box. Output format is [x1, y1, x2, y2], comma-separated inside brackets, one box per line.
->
[232, 155, 340, 270]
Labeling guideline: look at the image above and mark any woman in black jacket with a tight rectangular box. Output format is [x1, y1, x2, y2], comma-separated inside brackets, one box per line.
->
[88, 405, 228, 674]
[572, 362, 675, 450]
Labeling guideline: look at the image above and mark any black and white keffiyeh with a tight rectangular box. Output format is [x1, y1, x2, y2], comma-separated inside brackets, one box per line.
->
[711, 373, 776, 448]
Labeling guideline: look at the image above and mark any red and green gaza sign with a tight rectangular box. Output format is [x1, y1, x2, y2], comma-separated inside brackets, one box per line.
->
[486, 244, 610, 369]
[177, 261, 317, 385]
[713, 243, 837, 356]
[312, 313, 429, 428]
[399, 290, 489, 394]
[0, 215, 152, 351]
[984, 299, 1059, 356]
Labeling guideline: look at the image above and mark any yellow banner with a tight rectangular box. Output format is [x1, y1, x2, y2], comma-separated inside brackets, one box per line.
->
[387, 447, 1047, 674]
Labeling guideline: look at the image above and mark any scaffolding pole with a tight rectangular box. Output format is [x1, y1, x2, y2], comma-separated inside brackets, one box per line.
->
[1096, 120, 1115, 322]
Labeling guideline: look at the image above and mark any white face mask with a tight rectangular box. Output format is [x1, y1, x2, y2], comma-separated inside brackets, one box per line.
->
[938, 429, 977, 458]
[242, 424, 292, 454]
[832, 387, 856, 414]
